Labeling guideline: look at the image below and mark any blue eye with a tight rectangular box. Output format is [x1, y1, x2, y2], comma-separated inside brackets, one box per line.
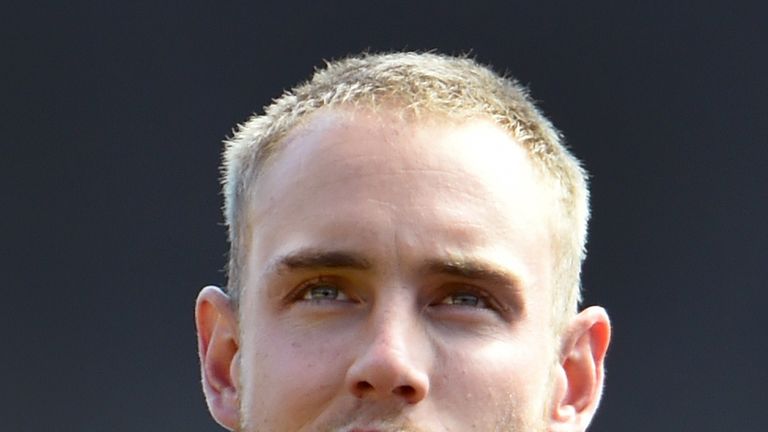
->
[439, 292, 489, 308]
[450, 293, 481, 306]
[301, 283, 350, 301]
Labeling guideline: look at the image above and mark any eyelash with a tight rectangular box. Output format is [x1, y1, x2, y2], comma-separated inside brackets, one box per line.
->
[433, 287, 497, 310]
[291, 277, 353, 303]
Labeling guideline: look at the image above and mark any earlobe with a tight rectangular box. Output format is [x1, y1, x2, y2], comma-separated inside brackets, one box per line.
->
[195, 286, 240, 430]
[550, 306, 611, 432]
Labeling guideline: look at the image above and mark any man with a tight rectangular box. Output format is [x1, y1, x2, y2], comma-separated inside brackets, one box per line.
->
[195, 52, 611, 431]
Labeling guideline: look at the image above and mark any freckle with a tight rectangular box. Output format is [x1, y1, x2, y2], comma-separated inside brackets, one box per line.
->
[291, 341, 301, 348]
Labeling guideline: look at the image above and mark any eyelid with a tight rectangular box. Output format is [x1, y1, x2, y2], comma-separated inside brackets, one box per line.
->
[440, 292, 487, 308]
[289, 275, 353, 303]
[303, 283, 350, 301]
[432, 285, 501, 311]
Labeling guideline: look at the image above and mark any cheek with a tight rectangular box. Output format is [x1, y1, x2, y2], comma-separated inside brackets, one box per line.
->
[238, 320, 350, 426]
[434, 337, 555, 413]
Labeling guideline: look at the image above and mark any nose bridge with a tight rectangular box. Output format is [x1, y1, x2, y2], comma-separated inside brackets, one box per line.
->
[371, 296, 415, 351]
[345, 289, 430, 403]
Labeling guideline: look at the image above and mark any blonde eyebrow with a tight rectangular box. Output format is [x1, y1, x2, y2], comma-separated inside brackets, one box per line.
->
[421, 258, 520, 289]
[270, 248, 372, 274]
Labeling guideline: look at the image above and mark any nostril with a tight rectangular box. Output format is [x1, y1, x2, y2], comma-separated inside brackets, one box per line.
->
[346, 355, 430, 402]
[393, 385, 416, 399]
[355, 381, 374, 394]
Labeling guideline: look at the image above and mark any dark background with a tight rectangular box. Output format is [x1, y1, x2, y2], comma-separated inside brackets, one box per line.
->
[4, 1, 766, 431]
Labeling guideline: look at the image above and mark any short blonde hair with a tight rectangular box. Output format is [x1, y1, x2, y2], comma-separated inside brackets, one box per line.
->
[221, 52, 589, 329]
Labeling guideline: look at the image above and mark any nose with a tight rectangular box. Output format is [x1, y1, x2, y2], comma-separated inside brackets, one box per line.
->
[344, 309, 430, 404]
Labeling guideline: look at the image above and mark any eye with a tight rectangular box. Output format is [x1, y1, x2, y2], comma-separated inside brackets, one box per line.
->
[437, 291, 489, 308]
[301, 281, 351, 302]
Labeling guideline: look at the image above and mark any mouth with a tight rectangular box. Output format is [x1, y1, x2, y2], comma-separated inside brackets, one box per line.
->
[341, 416, 420, 432]
[348, 428, 393, 432]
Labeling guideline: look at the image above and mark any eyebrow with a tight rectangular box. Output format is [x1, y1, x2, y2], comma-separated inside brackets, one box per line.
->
[423, 257, 525, 313]
[270, 249, 373, 274]
[421, 257, 521, 291]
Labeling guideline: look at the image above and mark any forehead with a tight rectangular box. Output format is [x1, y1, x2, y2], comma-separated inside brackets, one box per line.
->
[243, 107, 556, 280]
[256, 107, 549, 205]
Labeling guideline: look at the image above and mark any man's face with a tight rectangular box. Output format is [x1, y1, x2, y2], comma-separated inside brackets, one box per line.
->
[232, 108, 562, 431]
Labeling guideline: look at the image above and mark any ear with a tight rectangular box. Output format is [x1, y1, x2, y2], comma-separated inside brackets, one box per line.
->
[195, 286, 240, 430]
[548, 306, 611, 432]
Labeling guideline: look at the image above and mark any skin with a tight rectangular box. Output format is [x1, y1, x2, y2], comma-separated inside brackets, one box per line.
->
[196, 108, 611, 431]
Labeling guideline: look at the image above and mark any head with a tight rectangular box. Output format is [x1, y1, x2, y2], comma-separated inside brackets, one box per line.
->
[195, 52, 610, 431]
